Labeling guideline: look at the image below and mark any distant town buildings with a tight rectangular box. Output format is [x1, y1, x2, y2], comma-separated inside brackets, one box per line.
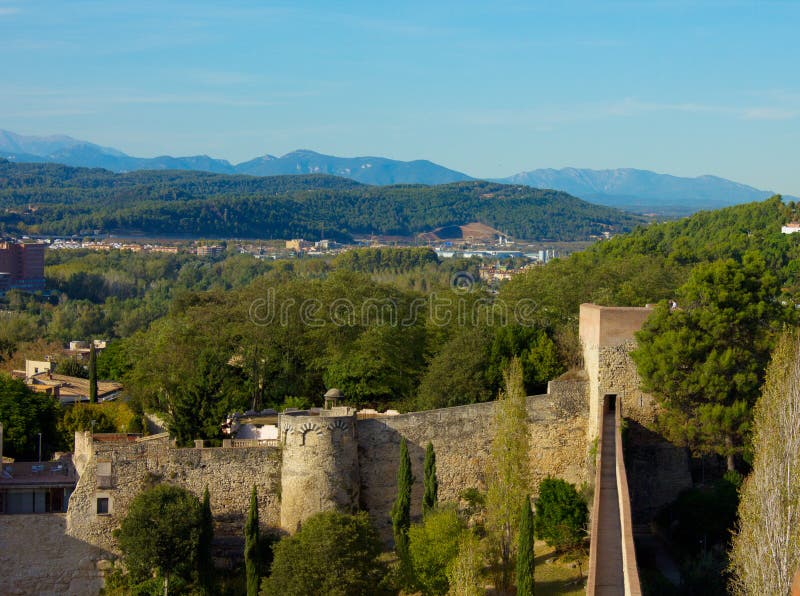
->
[285, 239, 312, 251]
[196, 245, 223, 258]
[782, 222, 800, 234]
[0, 240, 46, 293]
[48, 239, 180, 253]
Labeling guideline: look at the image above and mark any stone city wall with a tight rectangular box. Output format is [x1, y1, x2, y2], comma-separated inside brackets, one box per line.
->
[357, 385, 590, 541]
[579, 303, 693, 521]
[597, 342, 659, 428]
[595, 342, 692, 520]
[67, 433, 281, 558]
[0, 514, 109, 596]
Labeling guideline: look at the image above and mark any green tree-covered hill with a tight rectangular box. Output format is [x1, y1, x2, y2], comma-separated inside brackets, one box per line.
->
[0, 160, 644, 241]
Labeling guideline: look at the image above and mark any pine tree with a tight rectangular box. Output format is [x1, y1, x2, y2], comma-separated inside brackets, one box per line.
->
[423, 441, 438, 516]
[245, 485, 260, 596]
[391, 437, 414, 569]
[517, 498, 535, 596]
[198, 486, 215, 594]
[88, 342, 97, 404]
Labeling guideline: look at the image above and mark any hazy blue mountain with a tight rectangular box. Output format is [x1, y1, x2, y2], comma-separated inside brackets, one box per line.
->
[0, 129, 126, 158]
[1, 130, 793, 214]
[236, 149, 472, 185]
[497, 167, 794, 215]
[0, 130, 237, 174]
[0, 131, 469, 184]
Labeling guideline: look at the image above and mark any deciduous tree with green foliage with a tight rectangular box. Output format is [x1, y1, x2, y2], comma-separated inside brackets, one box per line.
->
[392, 438, 414, 571]
[56, 357, 86, 378]
[730, 330, 800, 595]
[423, 442, 438, 516]
[260, 511, 388, 596]
[535, 477, 588, 552]
[408, 507, 465, 595]
[632, 253, 792, 470]
[486, 357, 530, 592]
[245, 485, 260, 596]
[0, 374, 60, 460]
[446, 531, 484, 596]
[116, 484, 203, 595]
[517, 498, 535, 596]
[415, 327, 493, 410]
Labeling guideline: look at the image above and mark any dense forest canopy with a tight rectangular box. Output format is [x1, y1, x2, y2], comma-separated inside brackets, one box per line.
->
[0, 160, 644, 241]
[2, 195, 799, 457]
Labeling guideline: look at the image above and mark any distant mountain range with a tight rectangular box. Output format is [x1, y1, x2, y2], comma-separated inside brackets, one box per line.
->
[495, 168, 794, 215]
[0, 129, 792, 214]
[0, 130, 470, 185]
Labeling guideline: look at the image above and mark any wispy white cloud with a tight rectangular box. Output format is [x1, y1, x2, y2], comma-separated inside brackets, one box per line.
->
[0, 85, 297, 113]
[454, 97, 800, 127]
[105, 93, 278, 108]
[614, 98, 798, 121]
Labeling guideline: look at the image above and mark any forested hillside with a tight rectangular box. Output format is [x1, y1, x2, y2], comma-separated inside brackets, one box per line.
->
[0, 160, 644, 241]
[500, 196, 800, 317]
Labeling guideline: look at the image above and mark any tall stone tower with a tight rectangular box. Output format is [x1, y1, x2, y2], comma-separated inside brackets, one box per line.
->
[278, 406, 360, 532]
[579, 303, 656, 438]
[579, 303, 692, 519]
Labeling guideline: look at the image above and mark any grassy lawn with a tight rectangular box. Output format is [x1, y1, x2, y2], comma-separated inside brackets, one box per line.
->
[534, 541, 587, 596]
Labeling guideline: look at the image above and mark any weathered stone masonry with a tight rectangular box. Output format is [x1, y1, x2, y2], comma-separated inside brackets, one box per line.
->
[67, 433, 281, 558]
[579, 303, 692, 519]
[357, 385, 590, 540]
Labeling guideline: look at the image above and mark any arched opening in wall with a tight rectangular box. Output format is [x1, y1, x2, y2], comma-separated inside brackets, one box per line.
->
[303, 430, 320, 447]
[603, 394, 617, 414]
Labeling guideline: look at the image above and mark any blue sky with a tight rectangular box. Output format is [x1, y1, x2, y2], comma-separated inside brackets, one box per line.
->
[1, 0, 799, 194]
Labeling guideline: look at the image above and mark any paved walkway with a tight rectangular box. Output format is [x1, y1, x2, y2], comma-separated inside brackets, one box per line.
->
[594, 409, 625, 595]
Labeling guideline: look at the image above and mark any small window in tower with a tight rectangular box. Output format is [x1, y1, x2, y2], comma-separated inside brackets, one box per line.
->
[97, 497, 109, 515]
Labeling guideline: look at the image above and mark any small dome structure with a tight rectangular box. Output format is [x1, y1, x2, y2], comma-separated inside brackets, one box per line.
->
[323, 388, 343, 409]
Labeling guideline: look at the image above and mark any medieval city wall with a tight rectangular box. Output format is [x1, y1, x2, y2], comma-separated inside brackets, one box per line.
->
[579, 303, 692, 519]
[67, 433, 281, 557]
[0, 514, 108, 595]
[357, 381, 590, 541]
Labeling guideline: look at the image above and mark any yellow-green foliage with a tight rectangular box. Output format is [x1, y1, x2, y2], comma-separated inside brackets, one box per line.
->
[59, 401, 137, 447]
[485, 358, 530, 592]
[729, 330, 800, 595]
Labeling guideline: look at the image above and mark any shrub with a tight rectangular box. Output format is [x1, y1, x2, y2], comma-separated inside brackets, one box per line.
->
[535, 477, 588, 552]
[408, 507, 465, 595]
[261, 511, 388, 596]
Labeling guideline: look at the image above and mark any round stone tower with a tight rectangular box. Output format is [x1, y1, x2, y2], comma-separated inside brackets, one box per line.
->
[278, 406, 360, 533]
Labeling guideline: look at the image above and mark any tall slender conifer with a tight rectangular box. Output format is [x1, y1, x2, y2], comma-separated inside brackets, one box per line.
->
[423, 442, 438, 515]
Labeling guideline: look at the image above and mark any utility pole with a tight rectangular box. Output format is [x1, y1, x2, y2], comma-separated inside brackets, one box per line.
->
[38, 432, 42, 463]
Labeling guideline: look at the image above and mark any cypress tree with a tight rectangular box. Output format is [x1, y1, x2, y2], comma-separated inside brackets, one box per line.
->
[88, 342, 97, 404]
[198, 486, 215, 594]
[391, 438, 413, 564]
[245, 485, 260, 596]
[423, 441, 438, 515]
[517, 497, 535, 596]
